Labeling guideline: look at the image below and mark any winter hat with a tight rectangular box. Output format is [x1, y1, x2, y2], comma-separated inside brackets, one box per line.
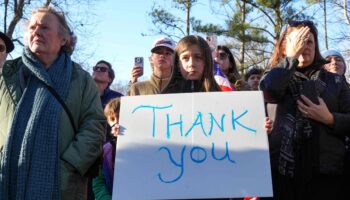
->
[322, 50, 345, 63]
[322, 49, 347, 74]
[151, 37, 176, 53]
[0, 32, 14, 53]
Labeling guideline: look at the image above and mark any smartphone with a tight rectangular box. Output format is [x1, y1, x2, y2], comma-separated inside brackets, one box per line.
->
[300, 80, 319, 104]
[134, 57, 144, 68]
[206, 35, 217, 50]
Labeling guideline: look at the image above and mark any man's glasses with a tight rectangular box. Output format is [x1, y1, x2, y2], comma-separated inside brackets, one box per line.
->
[217, 52, 228, 60]
[0, 44, 6, 53]
[93, 66, 109, 72]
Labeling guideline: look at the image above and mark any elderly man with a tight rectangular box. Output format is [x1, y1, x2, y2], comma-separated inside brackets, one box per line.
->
[0, 31, 14, 69]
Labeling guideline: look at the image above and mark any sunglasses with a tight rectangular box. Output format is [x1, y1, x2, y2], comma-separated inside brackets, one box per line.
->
[93, 66, 109, 72]
[0, 44, 6, 53]
[217, 52, 228, 60]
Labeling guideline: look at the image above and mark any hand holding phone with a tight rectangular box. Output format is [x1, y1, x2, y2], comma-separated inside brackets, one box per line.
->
[131, 57, 144, 83]
[300, 80, 319, 105]
[134, 57, 144, 68]
[206, 35, 217, 51]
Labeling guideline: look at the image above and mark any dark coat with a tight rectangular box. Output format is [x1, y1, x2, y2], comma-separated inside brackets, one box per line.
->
[260, 57, 350, 175]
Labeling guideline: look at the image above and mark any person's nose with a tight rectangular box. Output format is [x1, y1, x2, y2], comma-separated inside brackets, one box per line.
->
[188, 57, 195, 68]
[32, 26, 43, 36]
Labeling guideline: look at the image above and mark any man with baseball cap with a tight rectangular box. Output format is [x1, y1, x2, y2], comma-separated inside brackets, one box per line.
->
[128, 37, 176, 95]
[0, 31, 14, 69]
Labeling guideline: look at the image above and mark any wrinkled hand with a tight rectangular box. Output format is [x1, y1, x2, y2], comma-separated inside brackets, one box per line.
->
[265, 117, 274, 134]
[285, 26, 311, 59]
[297, 95, 334, 126]
[130, 65, 143, 83]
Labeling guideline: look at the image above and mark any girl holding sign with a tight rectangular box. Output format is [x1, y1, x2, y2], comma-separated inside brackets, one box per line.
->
[162, 35, 221, 93]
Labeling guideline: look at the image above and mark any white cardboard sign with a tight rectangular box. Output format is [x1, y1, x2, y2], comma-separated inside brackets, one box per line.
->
[113, 91, 272, 200]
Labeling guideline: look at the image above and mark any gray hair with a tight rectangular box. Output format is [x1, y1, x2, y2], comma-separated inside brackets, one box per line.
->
[30, 6, 77, 55]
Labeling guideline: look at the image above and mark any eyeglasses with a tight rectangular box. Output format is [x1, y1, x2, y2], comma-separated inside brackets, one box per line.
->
[217, 52, 228, 60]
[0, 44, 6, 53]
[93, 66, 109, 72]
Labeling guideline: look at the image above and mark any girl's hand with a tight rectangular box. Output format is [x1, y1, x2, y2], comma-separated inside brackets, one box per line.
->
[110, 123, 120, 138]
[265, 117, 274, 134]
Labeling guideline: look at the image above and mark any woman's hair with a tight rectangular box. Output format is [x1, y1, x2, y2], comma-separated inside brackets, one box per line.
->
[104, 98, 121, 118]
[30, 6, 77, 55]
[216, 45, 241, 80]
[174, 35, 220, 92]
[269, 20, 325, 67]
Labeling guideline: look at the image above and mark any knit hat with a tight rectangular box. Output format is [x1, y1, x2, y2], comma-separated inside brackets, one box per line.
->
[151, 37, 176, 52]
[322, 50, 344, 62]
[0, 32, 14, 53]
[322, 49, 347, 74]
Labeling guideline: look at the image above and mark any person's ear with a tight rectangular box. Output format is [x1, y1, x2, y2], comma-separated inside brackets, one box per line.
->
[61, 38, 67, 46]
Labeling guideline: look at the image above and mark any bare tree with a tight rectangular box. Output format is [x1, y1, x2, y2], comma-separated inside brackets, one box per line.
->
[0, 0, 100, 68]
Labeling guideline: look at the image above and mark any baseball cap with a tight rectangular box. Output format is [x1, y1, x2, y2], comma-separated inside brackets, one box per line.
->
[151, 37, 176, 53]
[0, 32, 14, 53]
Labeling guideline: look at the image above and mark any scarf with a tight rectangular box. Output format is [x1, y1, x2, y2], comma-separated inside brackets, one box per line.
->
[278, 64, 322, 179]
[0, 47, 73, 200]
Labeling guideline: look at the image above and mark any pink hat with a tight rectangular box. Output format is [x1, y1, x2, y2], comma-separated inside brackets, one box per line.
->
[151, 37, 176, 52]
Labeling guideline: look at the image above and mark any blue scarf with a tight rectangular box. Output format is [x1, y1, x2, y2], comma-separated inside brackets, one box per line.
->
[0, 47, 73, 200]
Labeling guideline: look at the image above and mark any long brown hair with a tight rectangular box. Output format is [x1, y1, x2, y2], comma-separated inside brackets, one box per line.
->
[174, 35, 220, 92]
[269, 20, 325, 67]
[216, 45, 241, 80]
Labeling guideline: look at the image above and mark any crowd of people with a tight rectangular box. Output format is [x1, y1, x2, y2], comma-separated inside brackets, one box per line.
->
[0, 6, 349, 200]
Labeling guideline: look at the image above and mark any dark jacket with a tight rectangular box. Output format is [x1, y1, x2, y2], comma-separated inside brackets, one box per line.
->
[101, 87, 123, 108]
[260, 57, 350, 175]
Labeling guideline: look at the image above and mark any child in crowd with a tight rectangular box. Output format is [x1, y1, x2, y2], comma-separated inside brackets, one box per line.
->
[93, 98, 121, 200]
[244, 67, 264, 91]
[162, 35, 221, 93]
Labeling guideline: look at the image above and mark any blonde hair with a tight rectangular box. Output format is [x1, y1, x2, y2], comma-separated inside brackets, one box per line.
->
[104, 98, 121, 118]
[30, 6, 77, 55]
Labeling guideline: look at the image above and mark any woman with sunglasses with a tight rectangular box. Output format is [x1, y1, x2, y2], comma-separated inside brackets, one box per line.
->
[214, 45, 248, 90]
[0, 7, 105, 199]
[260, 20, 350, 200]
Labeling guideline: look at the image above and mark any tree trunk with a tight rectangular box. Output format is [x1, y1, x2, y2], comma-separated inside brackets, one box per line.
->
[186, 0, 191, 35]
[343, 0, 350, 25]
[324, 0, 328, 50]
[239, 0, 246, 73]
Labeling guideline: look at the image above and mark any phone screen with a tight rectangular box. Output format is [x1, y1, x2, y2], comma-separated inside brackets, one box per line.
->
[134, 57, 144, 68]
[301, 80, 319, 104]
